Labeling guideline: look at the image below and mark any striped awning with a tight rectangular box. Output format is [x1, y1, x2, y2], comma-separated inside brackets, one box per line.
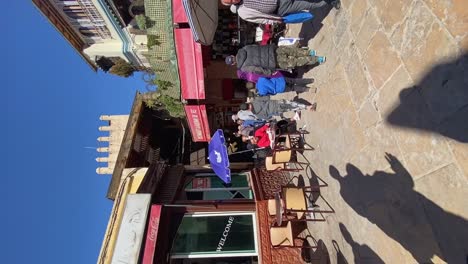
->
[182, 0, 218, 45]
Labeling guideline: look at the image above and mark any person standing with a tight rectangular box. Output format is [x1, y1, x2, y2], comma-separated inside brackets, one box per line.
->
[240, 96, 317, 120]
[221, 0, 341, 25]
[225, 44, 325, 76]
[256, 76, 315, 96]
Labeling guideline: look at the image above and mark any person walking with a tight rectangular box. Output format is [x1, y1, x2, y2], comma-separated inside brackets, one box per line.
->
[256, 76, 314, 96]
[225, 44, 325, 76]
[221, 0, 341, 25]
[232, 110, 259, 121]
[240, 96, 317, 120]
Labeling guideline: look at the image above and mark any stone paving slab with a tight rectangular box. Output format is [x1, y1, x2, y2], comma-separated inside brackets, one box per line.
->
[278, 0, 468, 263]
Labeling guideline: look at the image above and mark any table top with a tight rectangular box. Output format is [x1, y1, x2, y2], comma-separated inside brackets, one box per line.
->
[274, 192, 283, 226]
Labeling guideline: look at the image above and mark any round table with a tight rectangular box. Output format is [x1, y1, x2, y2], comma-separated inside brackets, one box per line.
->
[274, 192, 283, 226]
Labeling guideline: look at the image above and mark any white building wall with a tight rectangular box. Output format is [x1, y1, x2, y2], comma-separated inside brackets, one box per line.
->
[49, 0, 149, 67]
[83, 41, 127, 62]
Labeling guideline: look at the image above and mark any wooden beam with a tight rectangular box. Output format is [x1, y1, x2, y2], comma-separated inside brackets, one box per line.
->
[184, 162, 253, 172]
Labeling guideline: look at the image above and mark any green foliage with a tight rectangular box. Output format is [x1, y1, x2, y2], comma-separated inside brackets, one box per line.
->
[95, 56, 115, 72]
[142, 90, 184, 117]
[154, 79, 173, 91]
[108, 59, 136, 77]
[135, 15, 148, 30]
[147, 35, 161, 49]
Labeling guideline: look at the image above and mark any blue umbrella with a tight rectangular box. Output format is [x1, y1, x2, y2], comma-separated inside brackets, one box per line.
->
[208, 129, 231, 184]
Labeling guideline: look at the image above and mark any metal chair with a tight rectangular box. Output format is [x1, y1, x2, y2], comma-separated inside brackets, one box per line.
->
[273, 132, 314, 163]
[269, 222, 318, 249]
[282, 186, 335, 222]
[265, 155, 308, 172]
[265, 135, 309, 172]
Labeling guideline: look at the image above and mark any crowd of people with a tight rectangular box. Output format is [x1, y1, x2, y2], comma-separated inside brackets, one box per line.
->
[222, 0, 339, 161]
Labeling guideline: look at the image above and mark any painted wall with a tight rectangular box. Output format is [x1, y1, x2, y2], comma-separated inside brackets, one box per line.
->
[97, 167, 148, 264]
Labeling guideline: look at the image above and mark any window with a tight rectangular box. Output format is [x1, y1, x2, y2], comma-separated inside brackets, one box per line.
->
[171, 213, 258, 258]
[184, 173, 253, 201]
[63, 9, 86, 20]
[79, 27, 98, 37]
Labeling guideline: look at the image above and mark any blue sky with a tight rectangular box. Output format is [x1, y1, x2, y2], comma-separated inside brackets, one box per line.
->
[3, 2, 146, 263]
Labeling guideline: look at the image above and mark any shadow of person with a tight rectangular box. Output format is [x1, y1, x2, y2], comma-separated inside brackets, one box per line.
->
[339, 223, 384, 264]
[386, 53, 468, 142]
[302, 239, 331, 264]
[332, 240, 349, 264]
[329, 153, 468, 263]
[298, 5, 333, 47]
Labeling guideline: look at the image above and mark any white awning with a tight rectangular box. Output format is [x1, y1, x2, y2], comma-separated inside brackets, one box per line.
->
[182, 0, 218, 45]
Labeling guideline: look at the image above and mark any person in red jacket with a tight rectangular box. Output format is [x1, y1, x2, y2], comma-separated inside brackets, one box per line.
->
[243, 124, 273, 148]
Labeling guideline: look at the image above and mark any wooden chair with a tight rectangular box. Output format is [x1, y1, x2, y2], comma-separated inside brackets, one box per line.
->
[267, 187, 324, 222]
[265, 155, 308, 172]
[273, 133, 314, 164]
[287, 129, 315, 151]
[270, 222, 318, 249]
[284, 187, 316, 221]
[265, 135, 309, 172]
[282, 186, 334, 222]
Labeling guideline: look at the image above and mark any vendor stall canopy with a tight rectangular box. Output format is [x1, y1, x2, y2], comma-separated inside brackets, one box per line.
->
[182, 0, 218, 45]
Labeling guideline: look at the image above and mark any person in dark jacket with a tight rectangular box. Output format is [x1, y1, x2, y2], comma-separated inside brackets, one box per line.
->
[225, 44, 326, 76]
[240, 96, 317, 120]
[256, 76, 314, 96]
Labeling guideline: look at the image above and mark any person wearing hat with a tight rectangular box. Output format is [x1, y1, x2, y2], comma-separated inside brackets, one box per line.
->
[225, 44, 325, 76]
[221, 0, 340, 25]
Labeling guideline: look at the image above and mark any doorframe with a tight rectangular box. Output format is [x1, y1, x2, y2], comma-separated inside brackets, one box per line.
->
[170, 211, 259, 259]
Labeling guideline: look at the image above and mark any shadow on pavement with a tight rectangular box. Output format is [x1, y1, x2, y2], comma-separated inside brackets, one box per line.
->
[386, 53, 468, 142]
[332, 240, 349, 264]
[303, 239, 331, 264]
[329, 153, 468, 263]
[298, 5, 333, 47]
[292, 4, 333, 78]
[339, 223, 384, 264]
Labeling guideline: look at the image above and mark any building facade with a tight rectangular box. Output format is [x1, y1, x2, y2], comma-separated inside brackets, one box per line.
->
[93, 93, 308, 264]
[32, 0, 151, 69]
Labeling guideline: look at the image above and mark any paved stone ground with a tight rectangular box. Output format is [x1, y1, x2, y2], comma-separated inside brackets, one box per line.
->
[276, 0, 468, 263]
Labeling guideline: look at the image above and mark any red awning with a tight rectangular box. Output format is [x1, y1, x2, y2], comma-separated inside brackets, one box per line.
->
[174, 28, 205, 100]
[172, 0, 188, 23]
[184, 105, 211, 142]
[142, 205, 162, 264]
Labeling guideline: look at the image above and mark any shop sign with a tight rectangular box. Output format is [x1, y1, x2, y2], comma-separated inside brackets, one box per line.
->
[142, 205, 162, 264]
[216, 216, 235, 251]
[111, 194, 151, 264]
[184, 105, 210, 142]
[192, 177, 211, 189]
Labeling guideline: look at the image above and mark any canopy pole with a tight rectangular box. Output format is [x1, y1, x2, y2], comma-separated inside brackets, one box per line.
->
[228, 147, 267, 155]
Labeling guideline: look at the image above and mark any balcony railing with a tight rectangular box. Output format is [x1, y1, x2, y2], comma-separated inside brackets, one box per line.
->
[76, 0, 113, 39]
